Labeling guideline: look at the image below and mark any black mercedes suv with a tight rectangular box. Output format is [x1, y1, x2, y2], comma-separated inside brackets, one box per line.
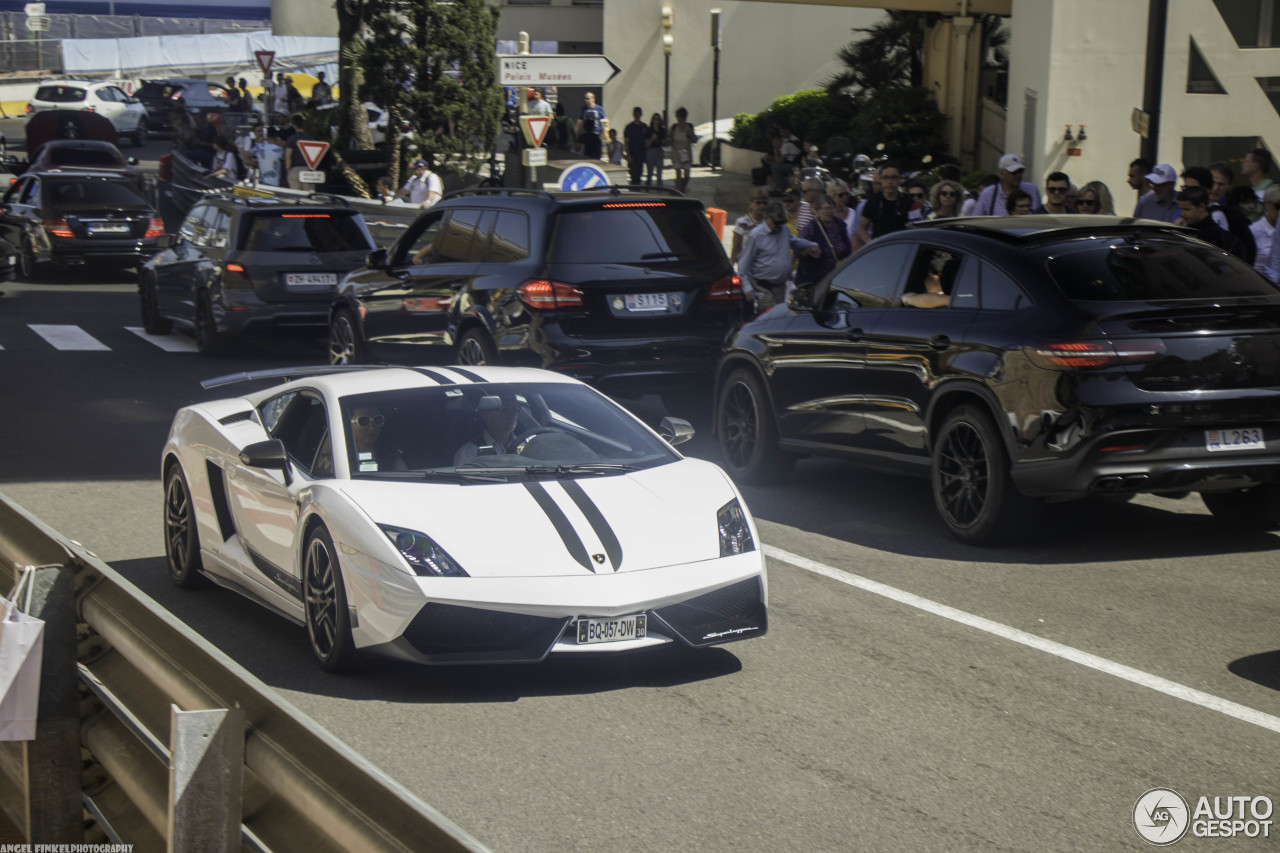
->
[716, 215, 1280, 544]
[139, 194, 375, 355]
[327, 187, 743, 404]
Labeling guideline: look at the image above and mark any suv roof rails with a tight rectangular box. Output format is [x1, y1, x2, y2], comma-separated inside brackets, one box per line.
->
[442, 185, 688, 202]
[442, 187, 557, 202]
[218, 192, 352, 209]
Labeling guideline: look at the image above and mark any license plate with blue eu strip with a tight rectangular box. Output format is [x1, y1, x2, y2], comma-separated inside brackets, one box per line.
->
[577, 614, 646, 644]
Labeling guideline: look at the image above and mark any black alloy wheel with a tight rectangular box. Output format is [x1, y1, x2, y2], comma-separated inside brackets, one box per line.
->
[139, 272, 172, 334]
[303, 525, 359, 673]
[716, 368, 792, 483]
[456, 328, 497, 366]
[18, 240, 42, 283]
[163, 464, 203, 588]
[328, 308, 366, 365]
[932, 404, 1037, 545]
[1201, 484, 1280, 529]
[194, 290, 224, 356]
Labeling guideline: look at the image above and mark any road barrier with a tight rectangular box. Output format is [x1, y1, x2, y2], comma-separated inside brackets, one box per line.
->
[0, 491, 491, 852]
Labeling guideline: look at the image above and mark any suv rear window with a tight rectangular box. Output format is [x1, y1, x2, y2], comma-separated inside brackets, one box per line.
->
[1046, 236, 1279, 301]
[240, 211, 374, 253]
[34, 86, 86, 103]
[50, 149, 123, 167]
[135, 82, 182, 100]
[549, 205, 722, 264]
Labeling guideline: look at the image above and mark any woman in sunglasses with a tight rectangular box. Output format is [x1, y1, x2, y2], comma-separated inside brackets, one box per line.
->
[826, 179, 858, 242]
[927, 179, 966, 220]
[1075, 181, 1115, 215]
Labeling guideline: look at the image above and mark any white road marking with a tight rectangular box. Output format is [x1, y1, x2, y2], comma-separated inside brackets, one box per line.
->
[765, 544, 1280, 735]
[126, 327, 198, 352]
[28, 324, 110, 351]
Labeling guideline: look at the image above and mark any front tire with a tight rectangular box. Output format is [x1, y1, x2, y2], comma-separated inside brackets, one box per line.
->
[456, 327, 497, 366]
[132, 118, 148, 148]
[328, 307, 366, 365]
[163, 464, 203, 588]
[139, 272, 171, 334]
[1201, 484, 1280, 529]
[194, 290, 225, 356]
[303, 525, 359, 673]
[19, 240, 43, 283]
[932, 404, 1038, 545]
[716, 368, 793, 483]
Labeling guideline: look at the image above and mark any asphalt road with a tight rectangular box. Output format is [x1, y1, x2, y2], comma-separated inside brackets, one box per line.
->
[1, 149, 1279, 851]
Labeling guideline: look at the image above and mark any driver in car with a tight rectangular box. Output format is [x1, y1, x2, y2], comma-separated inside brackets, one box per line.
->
[454, 394, 523, 466]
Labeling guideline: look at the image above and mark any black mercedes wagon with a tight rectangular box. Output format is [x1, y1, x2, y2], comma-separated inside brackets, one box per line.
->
[715, 215, 1280, 544]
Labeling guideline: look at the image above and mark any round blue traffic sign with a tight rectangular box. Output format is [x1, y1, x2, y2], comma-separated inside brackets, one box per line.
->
[559, 163, 611, 191]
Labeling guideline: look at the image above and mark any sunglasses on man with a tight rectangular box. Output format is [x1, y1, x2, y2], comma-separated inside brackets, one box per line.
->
[351, 415, 385, 428]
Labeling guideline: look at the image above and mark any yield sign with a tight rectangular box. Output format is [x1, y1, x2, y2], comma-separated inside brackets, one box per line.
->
[520, 115, 552, 148]
[255, 50, 275, 77]
[297, 140, 330, 171]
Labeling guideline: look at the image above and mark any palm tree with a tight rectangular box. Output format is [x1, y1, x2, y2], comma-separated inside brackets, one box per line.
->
[824, 11, 926, 98]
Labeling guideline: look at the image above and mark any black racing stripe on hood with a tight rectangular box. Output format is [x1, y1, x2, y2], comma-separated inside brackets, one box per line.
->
[523, 481, 593, 572]
[560, 479, 622, 571]
[450, 367, 485, 383]
[409, 368, 457, 385]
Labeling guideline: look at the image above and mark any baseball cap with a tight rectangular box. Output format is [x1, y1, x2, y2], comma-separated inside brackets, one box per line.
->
[998, 153, 1025, 173]
[411, 158, 428, 169]
[1145, 163, 1177, 184]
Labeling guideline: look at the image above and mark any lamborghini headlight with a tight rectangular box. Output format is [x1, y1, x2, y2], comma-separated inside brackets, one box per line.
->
[717, 499, 755, 556]
[379, 525, 469, 577]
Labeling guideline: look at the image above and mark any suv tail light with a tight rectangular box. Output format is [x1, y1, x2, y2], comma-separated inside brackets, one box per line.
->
[518, 279, 584, 311]
[24, 104, 32, 114]
[144, 218, 164, 238]
[708, 274, 742, 302]
[43, 219, 73, 238]
[222, 262, 253, 289]
[1027, 339, 1166, 370]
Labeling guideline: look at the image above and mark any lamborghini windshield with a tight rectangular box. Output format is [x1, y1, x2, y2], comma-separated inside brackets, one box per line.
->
[339, 382, 680, 479]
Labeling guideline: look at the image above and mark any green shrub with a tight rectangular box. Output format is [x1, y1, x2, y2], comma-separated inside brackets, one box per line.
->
[729, 86, 948, 169]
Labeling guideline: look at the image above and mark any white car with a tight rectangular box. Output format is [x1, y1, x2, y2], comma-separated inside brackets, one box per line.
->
[25, 79, 150, 147]
[162, 366, 767, 672]
[693, 118, 733, 167]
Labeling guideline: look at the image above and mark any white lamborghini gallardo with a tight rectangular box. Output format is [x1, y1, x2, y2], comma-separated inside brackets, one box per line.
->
[161, 365, 767, 671]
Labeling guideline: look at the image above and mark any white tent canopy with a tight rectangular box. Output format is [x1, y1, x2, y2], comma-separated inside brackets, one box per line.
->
[62, 30, 338, 79]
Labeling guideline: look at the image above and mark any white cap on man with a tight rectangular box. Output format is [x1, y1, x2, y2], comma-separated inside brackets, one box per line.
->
[1145, 163, 1177, 184]
[998, 153, 1026, 173]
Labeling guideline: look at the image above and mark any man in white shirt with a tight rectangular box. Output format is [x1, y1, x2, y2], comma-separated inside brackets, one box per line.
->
[251, 127, 286, 187]
[1251, 185, 1279, 276]
[527, 87, 553, 117]
[395, 158, 443, 209]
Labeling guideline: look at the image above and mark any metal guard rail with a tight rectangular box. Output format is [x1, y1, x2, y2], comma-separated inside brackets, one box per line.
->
[0, 490, 491, 852]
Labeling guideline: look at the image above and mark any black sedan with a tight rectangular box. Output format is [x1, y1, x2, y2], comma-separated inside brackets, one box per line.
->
[0, 170, 163, 280]
[716, 216, 1280, 544]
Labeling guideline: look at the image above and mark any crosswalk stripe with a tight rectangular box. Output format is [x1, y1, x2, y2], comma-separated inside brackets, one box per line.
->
[28, 324, 110, 351]
[125, 327, 198, 353]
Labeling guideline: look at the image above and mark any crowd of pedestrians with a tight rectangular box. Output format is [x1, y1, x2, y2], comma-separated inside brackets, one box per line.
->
[731, 145, 1278, 314]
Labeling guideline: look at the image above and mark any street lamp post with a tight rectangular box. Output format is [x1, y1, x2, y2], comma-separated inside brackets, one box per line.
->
[662, 5, 673, 129]
[710, 9, 721, 170]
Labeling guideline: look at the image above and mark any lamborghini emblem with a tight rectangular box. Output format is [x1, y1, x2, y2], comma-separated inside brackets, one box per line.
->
[592, 553, 606, 564]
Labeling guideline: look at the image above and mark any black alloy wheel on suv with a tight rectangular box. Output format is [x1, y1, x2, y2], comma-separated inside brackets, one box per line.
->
[329, 187, 744, 409]
[716, 216, 1280, 545]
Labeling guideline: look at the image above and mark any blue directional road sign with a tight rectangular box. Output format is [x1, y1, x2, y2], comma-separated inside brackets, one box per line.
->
[559, 163, 611, 191]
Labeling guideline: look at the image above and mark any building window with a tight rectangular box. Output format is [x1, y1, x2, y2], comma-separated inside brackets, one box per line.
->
[1187, 37, 1226, 94]
[1213, 0, 1280, 48]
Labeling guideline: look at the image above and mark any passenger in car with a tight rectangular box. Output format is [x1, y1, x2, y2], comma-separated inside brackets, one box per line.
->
[454, 395, 523, 466]
[350, 406, 406, 472]
[901, 252, 953, 309]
